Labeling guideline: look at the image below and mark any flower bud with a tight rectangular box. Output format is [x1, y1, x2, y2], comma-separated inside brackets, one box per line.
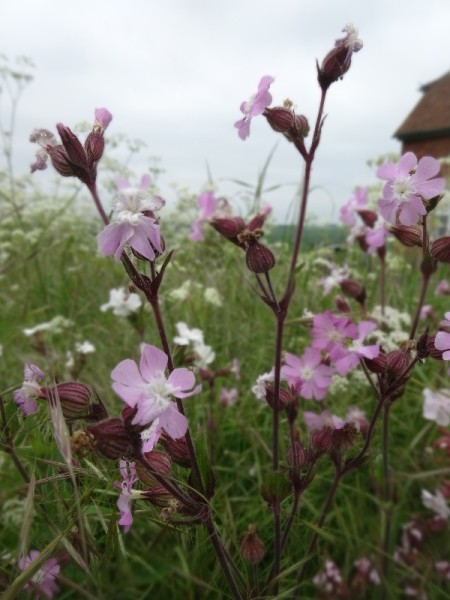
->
[416, 329, 430, 360]
[287, 440, 310, 469]
[48, 146, 76, 177]
[211, 217, 246, 244]
[386, 349, 410, 377]
[159, 433, 191, 467]
[363, 353, 387, 373]
[389, 225, 423, 247]
[56, 123, 87, 169]
[357, 209, 378, 228]
[87, 418, 133, 459]
[311, 428, 334, 453]
[431, 237, 450, 263]
[317, 24, 362, 90]
[40, 382, 91, 420]
[339, 278, 366, 305]
[427, 334, 444, 359]
[143, 486, 173, 507]
[246, 242, 275, 273]
[84, 131, 105, 163]
[241, 525, 265, 565]
[137, 451, 172, 487]
[335, 295, 351, 313]
[264, 106, 295, 133]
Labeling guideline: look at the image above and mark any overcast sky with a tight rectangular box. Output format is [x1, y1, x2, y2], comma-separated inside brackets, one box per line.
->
[2, 0, 450, 223]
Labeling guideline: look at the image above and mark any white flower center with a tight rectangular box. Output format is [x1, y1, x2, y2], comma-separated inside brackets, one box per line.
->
[145, 373, 176, 410]
[113, 190, 148, 226]
[392, 177, 415, 202]
[244, 93, 256, 115]
[300, 366, 313, 381]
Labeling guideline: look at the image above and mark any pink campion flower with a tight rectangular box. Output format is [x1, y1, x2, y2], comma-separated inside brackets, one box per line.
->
[18, 550, 60, 598]
[340, 187, 368, 226]
[97, 187, 164, 261]
[377, 152, 445, 226]
[140, 418, 163, 453]
[13, 363, 45, 416]
[423, 388, 450, 426]
[94, 107, 113, 132]
[436, 280, 450, 296]
[331, 320, 380, 375]
[234, 75, 274, 140]
[252, 370, 274, 401]
[231, 357, 241, 381]
[311, 311, 356, 354]
[220, 387, 238, 407]
[420, 305, 433, 320]
[114, 459, 138, 533]
[111, 344, 201, 441]
[318, 264, 349, 295]
[304, 409, 344, 431]
[282, 348, 334, 401]
[434, 312, 450, 359]
[189, 190, 218, 241]
[365, 218, 389, 254]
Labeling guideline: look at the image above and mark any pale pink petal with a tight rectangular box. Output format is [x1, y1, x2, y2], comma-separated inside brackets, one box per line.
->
[129, 227, 156, 261]
[397, 152, 418, 177]
[175, 383, 202, 399]
[414, 156, 441, 181]
[140, 174, 152, 190]
[168, 367, 196, 392]
[112, 359, 146, 387]
[139, 344, 168, 380]
[435, 331, 450, 352]
[158, 404, 188, 439]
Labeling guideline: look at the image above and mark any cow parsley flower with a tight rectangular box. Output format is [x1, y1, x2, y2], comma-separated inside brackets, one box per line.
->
[100, 287, 142, 317]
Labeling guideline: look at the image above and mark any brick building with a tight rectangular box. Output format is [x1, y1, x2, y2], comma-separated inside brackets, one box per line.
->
[394, 70, 450, 162]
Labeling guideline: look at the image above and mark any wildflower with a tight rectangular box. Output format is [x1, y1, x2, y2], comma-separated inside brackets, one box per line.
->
[174, 322, 204, 346]
[115, 459, 138, 533]
[192, 342, 216, 369]
[304, 410, 344, 431]
[220, 387, 238, 407]
[421, 489, 450, 520]
[29, 108, 112, 185]
[252, 371, 274, 401]
[18, 550, 60, 598]
[377, 152, 445, 226]
[13, 363, 45, 416]
[311, 311, 355, 354]
[203, 287, 223, 307]
[313, 559, 348, 597]
[189, 190, 218, 241]
[331, 320, 380, 375]
[434, 312, 450, 360]
[318, 24, 363, 90]
[318, 264, 349, 296]
[282, 348, 334, 401]
[231, 358, 241, 381]
[423, 389, 450, 426]
[111, 344, 200, 440]
[340, 187, 368, 226]
[353, 556, 380, 585]
[97, 185, 164, 261]
[23, 316, 73, 336]
[241, 524, 265, 564]
[436, 280, 450, 296]
[420, 305, 433, 320]
[100, 287, 142, 317]
[168, 280, 193, 301]
[75, 341, 95, 354]
[234, 75, 274, 140]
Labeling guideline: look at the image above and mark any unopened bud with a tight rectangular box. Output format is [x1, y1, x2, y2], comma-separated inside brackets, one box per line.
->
[211, 217, 245, 243]
[84, 131, 105, 163]
[264, 106, 295, 133]
[143, 486, 173, 507]
[40, 382, 91, 419]
[241, 524, 265, 565]
[160, 433, 191, 467]
[311, 428, 334, 452]
[287, 440, 310, 468]
[416, 329, 430, 360]
[357, 209, 378, 228]
[389, 225, 423, 247]
[56, 123, 87, 168]
[363, 353, 387, 373]
[386, 349, 410, 377]
[340, 278, 366, 305]
[246, 242, 275, 273]
[431, 237, 450, 263]
[335, 295, 351, 313]
[48, 146, 76, 177]
[137, 451, 172, 487]
[87, 418, 133, 459]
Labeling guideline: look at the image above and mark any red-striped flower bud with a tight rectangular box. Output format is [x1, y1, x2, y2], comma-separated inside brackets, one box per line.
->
[246, 242, 275, 273]
[389, 225, 423, 247]
[339, 278, 366, 305]
[431, 237, 450, 263]
[241, 524, 265, 565]
[87, 418, 134, 459]
[40, 382, 91, 420]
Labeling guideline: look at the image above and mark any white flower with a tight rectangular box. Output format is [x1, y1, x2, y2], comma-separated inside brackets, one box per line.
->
[193, 342, 215, 369]
[23, 316, 73, 336]
[174, 322, 204, 346]
[203, 287, 223, 307]
[423, 388, 450, 426]
[252, 371, 274, 401]
[65, 351, 74, 370]
[100, 287, 142, 317]
[421, 489, 450, 520]
[75, 341, 96, 354]
[168, 280, 192, 301]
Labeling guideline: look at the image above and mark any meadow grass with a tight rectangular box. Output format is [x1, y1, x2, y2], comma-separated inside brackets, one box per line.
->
[1, 189, 450, 599]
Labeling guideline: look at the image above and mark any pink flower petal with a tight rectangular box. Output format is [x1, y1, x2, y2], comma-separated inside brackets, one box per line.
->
[168, 367, 196, 392]
[139, 344, 168, 380]
[158, 404, 188, 439]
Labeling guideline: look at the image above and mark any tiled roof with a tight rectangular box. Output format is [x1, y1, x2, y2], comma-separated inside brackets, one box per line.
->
[394, 71, 450, 140]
